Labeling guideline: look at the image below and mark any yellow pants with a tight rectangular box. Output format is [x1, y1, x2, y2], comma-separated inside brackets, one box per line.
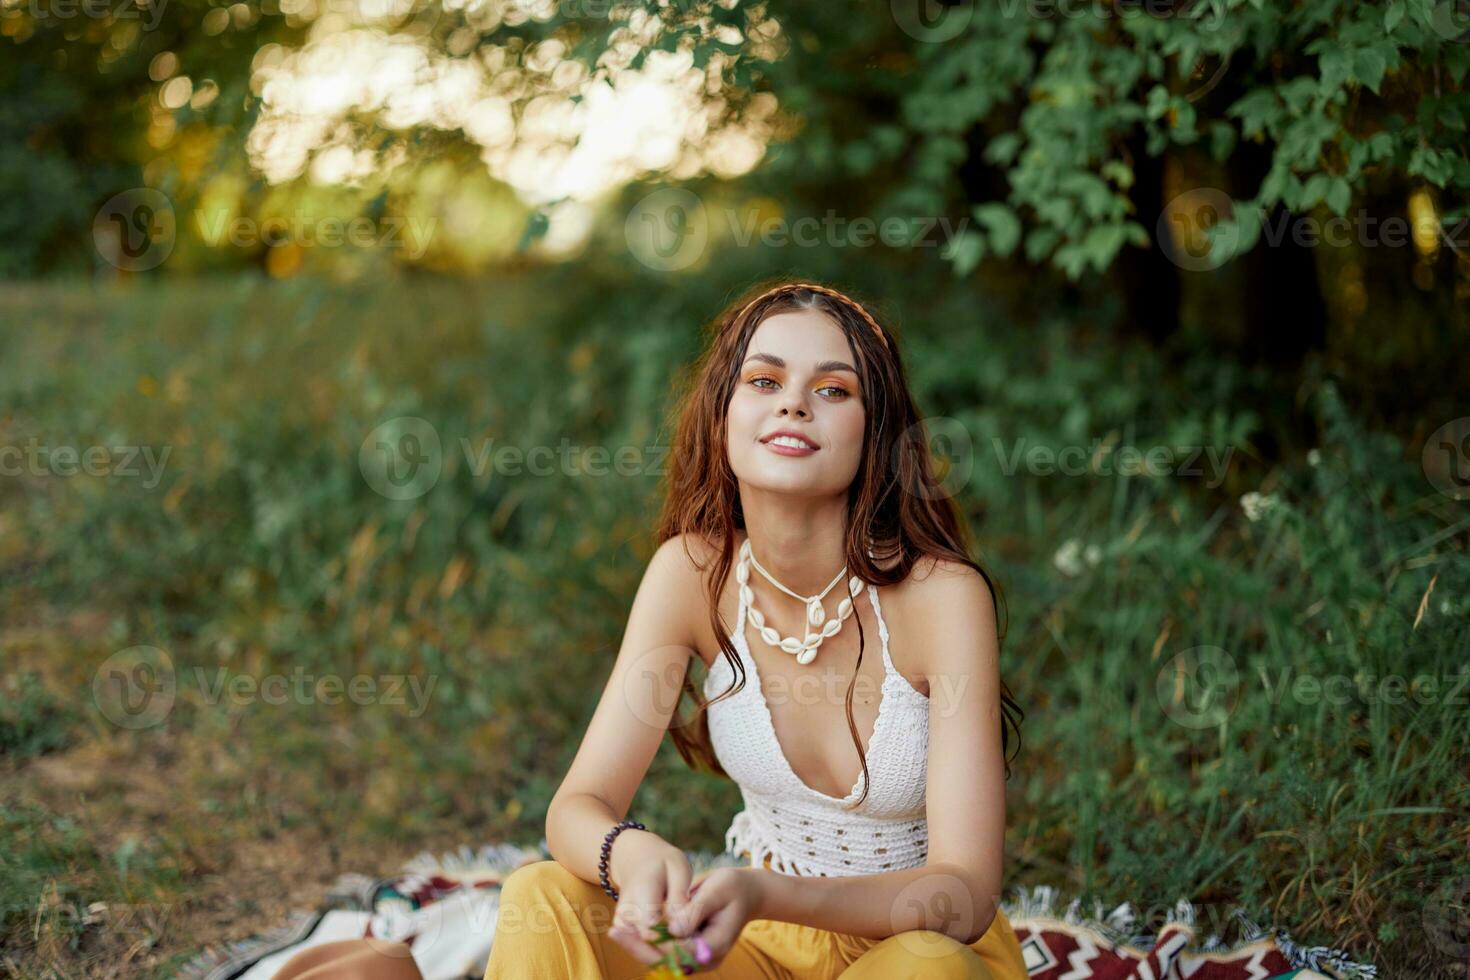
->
[483, 860, 1029, 980]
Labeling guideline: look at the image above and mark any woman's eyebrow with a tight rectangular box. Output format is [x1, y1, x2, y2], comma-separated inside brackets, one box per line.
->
[743, 353, 858, 375]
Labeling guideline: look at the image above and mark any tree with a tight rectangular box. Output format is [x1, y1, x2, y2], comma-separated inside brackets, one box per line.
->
[644, 0, 1470, 363]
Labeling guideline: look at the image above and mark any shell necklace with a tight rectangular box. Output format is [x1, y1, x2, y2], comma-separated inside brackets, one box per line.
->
[736, 537, 863, 665]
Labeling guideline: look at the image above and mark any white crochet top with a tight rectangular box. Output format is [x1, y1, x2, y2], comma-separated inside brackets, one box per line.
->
[703, 581, 930, 877]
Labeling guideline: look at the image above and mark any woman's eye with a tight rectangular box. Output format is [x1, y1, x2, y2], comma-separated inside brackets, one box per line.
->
[747, 376, 849, 398]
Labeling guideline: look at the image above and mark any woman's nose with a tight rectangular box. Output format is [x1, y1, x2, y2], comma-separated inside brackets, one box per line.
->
[777, 392, 809, 418]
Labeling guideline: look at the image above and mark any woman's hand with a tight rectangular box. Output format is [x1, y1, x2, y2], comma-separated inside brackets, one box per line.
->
[605, 831, 697, 965]
[664, 867, 764, 972]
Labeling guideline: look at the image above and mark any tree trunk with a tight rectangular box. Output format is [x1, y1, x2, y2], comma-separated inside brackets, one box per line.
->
[1225, 138, 1329, 368]
[1117, 136, 1181, 351]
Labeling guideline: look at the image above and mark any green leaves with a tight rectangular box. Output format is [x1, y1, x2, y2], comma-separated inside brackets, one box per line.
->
[944, 229, 987, 278]
[1050, 221, 1147, 279]
[1385, 0, 1407, 33]
[1228, 89, 1282, 140]
[973, 202, 1021, 257]
[842, 0, 1465, 282]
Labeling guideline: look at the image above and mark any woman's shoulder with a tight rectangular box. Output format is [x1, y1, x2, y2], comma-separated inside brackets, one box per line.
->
[651, 530, 726, 577]
[647, 531, 733, 616]
[889, 553, 991, 599]
[882, 554, 998, 656]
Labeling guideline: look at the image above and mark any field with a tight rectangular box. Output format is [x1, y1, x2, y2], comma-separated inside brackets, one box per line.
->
[1, 272, 1466, 978]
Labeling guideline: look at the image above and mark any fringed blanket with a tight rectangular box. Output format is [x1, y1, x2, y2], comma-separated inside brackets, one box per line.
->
[178, 841, 1377, 980]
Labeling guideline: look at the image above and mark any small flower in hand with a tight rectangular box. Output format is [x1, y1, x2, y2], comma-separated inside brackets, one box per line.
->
[642, 921, 708, 976]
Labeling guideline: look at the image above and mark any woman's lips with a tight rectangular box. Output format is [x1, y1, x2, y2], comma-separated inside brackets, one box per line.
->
[763, 439, 818, 457]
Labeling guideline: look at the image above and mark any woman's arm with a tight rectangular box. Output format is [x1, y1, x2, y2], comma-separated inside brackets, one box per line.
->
[745, 562, 1008, 945]
[544, 533, 704, 889]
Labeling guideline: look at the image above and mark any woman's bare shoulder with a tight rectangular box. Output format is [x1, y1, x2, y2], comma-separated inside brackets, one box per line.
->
[650, 530, 736, 608]
[649, 532, 733, 668]
[883, 552, 964, 595]
[652, 530, 727, 578]
[904, 553, 987, 589]
[884, 554, 997, 651]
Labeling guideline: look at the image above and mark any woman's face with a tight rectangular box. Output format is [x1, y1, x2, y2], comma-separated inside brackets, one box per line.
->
[726, 309, 867, 497]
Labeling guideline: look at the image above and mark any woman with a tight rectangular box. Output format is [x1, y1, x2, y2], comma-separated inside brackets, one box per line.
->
[483, 279, 1027, 979]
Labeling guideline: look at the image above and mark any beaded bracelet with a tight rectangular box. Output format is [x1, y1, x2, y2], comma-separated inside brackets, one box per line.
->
[598, 819, 646, 900]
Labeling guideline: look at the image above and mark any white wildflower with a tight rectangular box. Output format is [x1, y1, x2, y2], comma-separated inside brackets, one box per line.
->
[1053, 539, 1084, 577]
[1240, 491, 1280, 522]
[1307, 448, 1321, 467]
[1083, 544, 1102, 567]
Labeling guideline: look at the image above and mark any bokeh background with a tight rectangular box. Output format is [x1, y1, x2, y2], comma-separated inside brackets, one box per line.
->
[3, 0, 1469, 976]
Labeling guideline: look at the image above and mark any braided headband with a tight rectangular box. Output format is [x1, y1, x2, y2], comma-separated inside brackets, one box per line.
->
[733, 282, 890, 351]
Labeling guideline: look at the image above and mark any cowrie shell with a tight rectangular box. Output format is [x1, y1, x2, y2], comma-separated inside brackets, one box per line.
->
[749, 608, 765, 629]
[760, 626, 780, 645]
[779, 636, 804, 654]
[848, 576, 863, 597]
[796, 647, 817, 665]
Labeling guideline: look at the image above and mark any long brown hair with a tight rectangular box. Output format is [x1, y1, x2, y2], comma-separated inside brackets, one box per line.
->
[654, 277, 1022, 810]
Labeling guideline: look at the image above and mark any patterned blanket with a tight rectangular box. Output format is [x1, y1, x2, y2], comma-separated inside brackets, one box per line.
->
[178, 842, 1377, 980]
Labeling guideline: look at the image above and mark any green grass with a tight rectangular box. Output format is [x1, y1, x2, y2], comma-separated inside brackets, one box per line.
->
[0, 673, 74, 759]
[0, 271, 1465, 977]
